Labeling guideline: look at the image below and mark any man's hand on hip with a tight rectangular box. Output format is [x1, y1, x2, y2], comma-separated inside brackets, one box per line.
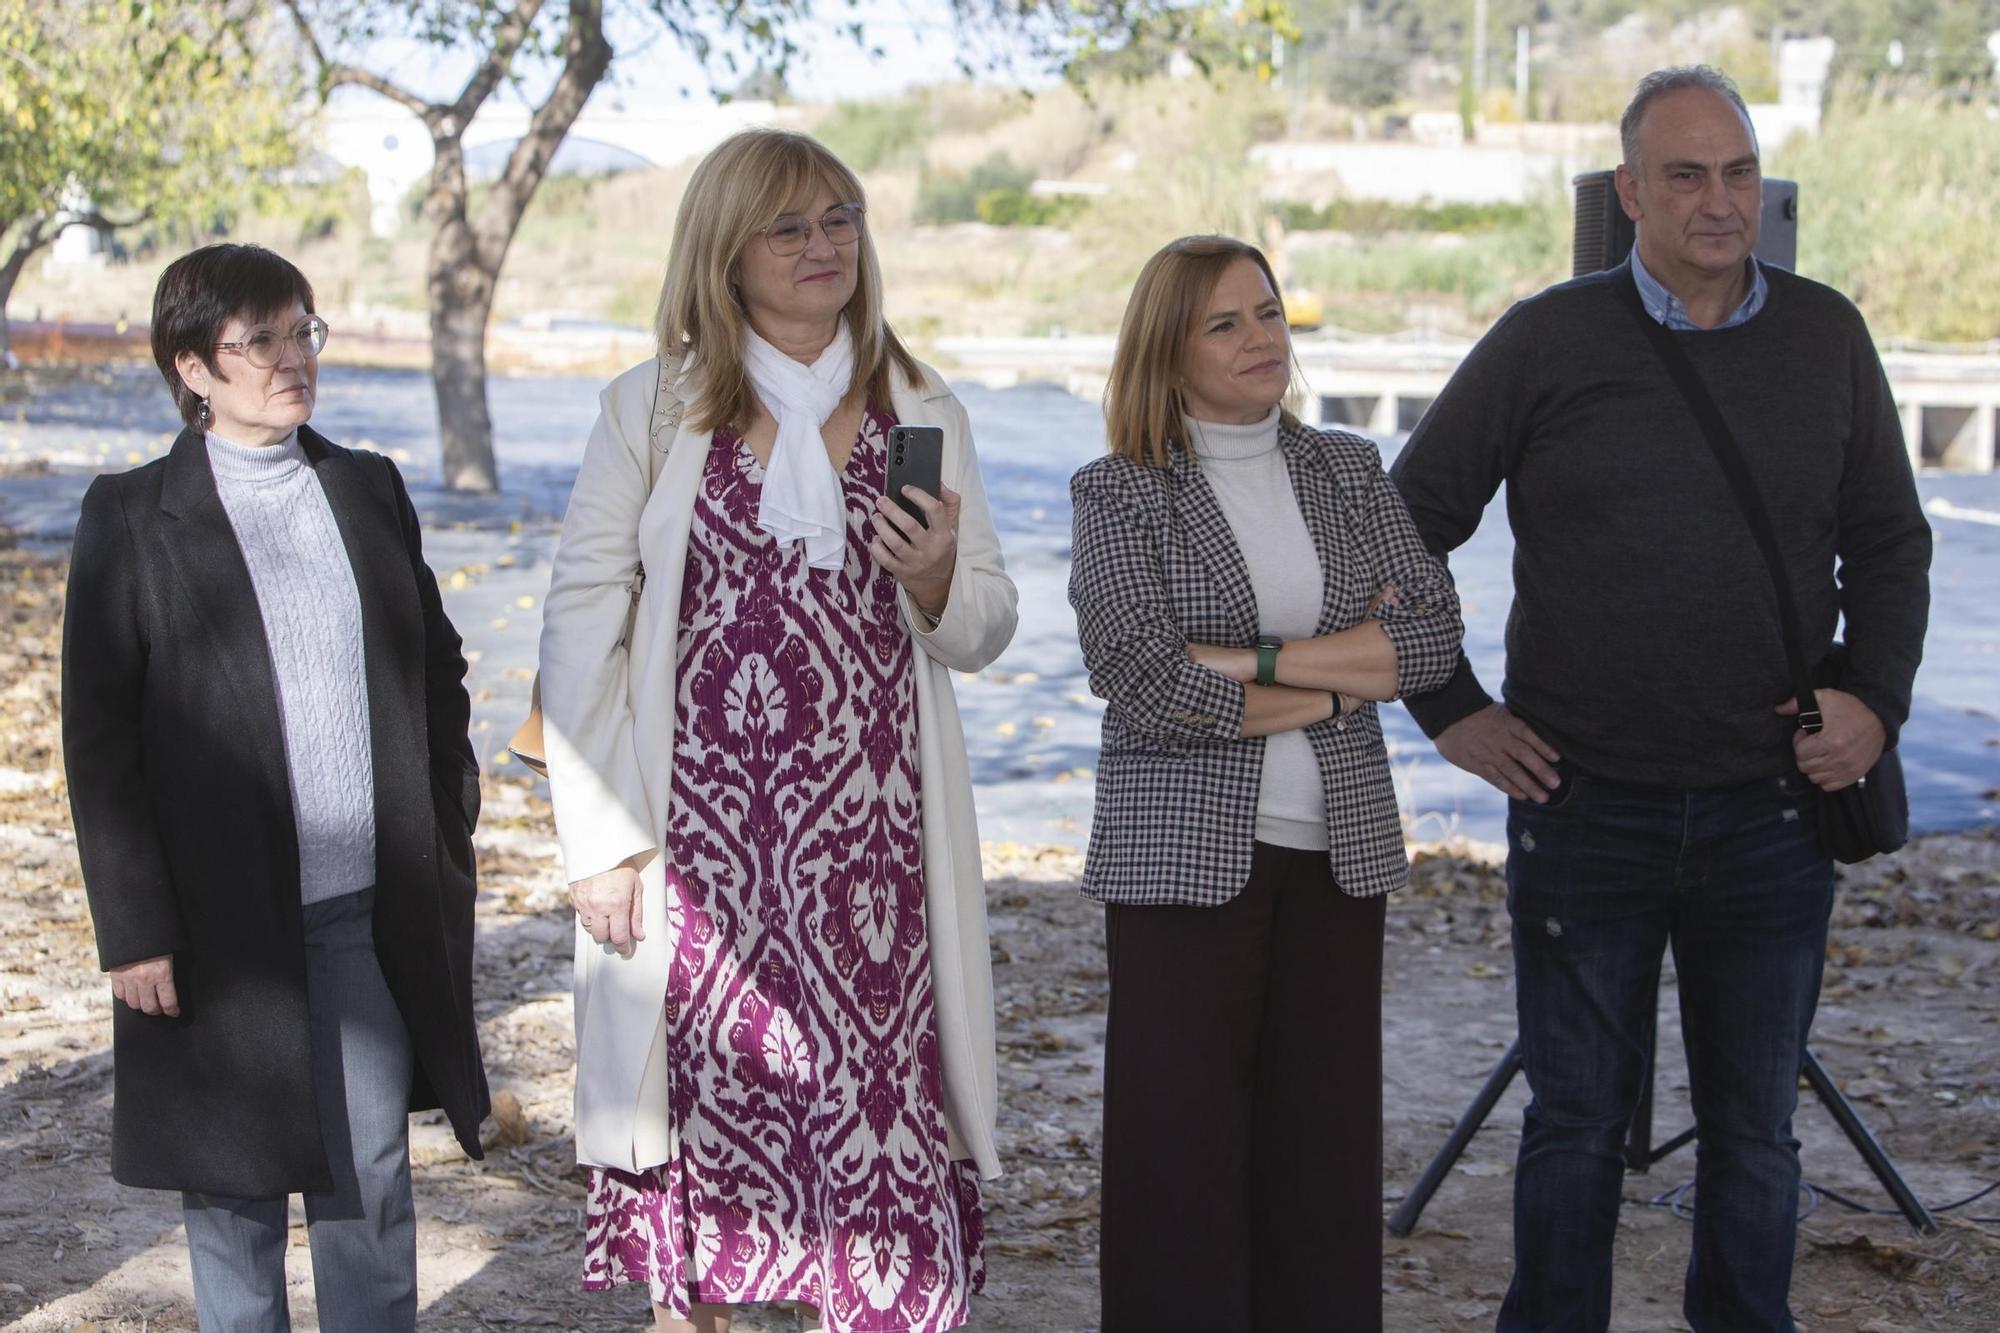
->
[1434, 703, 1562, 802]
[1780, 688, 1886, 792]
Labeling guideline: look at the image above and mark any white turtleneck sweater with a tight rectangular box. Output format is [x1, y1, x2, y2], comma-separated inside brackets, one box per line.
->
[1186, 409, 1330, 851]
[207, 430, 377, 903]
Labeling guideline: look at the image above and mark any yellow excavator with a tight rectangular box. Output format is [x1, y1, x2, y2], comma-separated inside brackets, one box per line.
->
[1282, 288, 1324, 331]
[1264, 210, 1323, 331]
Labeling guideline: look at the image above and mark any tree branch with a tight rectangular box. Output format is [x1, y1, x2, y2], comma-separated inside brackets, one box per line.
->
[473, 0, 612, 272]
[328, 63, 437, 117]
[277, 0, 335, 84]
[68, 207, 150, 232]
[2, 215, 58, 297]
[451, 0, 551, 127]
[279, 0, 434, 116]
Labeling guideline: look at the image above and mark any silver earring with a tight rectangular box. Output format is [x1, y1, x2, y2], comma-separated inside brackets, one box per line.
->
[197, 394, 211, 427]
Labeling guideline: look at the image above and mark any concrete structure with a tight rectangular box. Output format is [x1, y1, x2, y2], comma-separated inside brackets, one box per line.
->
[1885, 348, 2000, 473]
[320, 88, 802, 235]
[935, 333, 2000, 473]
[1248, 138, 1599, 206]
[1252, 36, 1840, 210]
[1745, 35, 1837, 151]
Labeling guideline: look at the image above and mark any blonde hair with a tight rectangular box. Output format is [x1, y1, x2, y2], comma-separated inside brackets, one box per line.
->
[1103, 235, 1300, 468]
[654, 128, 921, 432]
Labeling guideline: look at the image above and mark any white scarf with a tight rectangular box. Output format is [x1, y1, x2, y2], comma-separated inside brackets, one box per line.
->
[745, 322, 855, 570]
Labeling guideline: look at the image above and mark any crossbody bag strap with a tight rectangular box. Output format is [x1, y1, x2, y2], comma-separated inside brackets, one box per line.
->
[1613, 272, 1823, 733]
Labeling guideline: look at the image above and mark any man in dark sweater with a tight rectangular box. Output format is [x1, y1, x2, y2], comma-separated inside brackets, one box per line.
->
[1390, 66, 1931, 1333]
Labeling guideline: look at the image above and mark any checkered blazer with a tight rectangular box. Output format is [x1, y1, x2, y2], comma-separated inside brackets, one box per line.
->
[1068, 420, 1463, 905]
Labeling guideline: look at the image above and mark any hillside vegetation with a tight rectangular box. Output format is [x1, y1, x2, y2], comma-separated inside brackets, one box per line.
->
[13, 74, 1999, 353]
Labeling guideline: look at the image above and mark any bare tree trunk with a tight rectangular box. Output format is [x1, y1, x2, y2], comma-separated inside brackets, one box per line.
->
[290, 0, 611, 492]
[0, 217, 56, 366]
[425, 136, 502, 492]
[417, 0, 608, 493]
[428, 268, 501, 492]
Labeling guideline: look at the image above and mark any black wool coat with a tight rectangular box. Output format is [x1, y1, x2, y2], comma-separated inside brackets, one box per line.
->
[61, 425, 489, 1196]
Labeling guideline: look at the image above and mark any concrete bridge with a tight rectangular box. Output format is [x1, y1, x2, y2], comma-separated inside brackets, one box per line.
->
[935, 333, 2000, 473]
[321, 89, 801, 235]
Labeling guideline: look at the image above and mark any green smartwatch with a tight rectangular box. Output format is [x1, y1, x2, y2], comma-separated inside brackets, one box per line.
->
[1254, 635, 1282, 687]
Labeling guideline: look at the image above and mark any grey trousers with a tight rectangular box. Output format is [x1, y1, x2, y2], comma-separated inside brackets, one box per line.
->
[181, 889, 418, 1333]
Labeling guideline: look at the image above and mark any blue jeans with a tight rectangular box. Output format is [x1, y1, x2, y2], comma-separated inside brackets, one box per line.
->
[1495, 766, 1834, 1333]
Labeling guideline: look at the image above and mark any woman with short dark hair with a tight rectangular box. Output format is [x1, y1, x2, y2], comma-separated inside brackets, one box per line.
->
[61, 241, 489, 1331]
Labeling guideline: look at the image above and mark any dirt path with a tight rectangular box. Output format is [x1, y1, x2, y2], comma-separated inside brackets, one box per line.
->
[3, 540, 1997, 1332]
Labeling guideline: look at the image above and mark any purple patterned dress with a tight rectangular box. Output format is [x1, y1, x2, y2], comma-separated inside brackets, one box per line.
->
[581, 405, 984, 1332]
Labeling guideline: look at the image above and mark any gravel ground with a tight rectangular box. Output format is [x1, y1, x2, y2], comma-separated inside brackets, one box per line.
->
[2, 522, 1997, 1332]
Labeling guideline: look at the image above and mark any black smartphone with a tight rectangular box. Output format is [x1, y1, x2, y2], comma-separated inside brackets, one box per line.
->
[885, 424, 945, 529]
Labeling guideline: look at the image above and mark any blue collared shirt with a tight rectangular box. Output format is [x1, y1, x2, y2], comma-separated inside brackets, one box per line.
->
[1630, 249, 1767, 330]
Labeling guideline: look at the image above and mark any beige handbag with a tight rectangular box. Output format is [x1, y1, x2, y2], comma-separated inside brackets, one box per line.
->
[507, 362, 685, 776]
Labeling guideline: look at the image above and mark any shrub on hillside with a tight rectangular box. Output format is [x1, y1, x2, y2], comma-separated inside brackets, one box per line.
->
[1274, 198, 1537, 234]
[973, 188, 1089, 227]
[914, 153, 1036, 224]
[816, 100, 930, 172]
[1772, 94, 2000, 343]
[1286, 183, 1571, 333]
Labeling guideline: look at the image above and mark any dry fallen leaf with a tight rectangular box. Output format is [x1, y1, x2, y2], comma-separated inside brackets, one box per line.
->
[1809, 1232, 1920, 1278]
[482, 1089, 530, 1150]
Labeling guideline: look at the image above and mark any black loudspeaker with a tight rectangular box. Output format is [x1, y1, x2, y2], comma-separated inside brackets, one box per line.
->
[1571, 170, 1799, 277]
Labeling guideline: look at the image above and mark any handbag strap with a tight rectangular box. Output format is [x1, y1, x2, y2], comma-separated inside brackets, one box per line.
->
[646, 354, 684, 495]
[1613, 269, 1824, 734]
[630, 357, 686, 587]
[614, 358, 687, 650]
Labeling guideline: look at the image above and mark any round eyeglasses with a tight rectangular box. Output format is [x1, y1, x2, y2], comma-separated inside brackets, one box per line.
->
[215, 315, 330, 369]
[763, 204, 865, 257]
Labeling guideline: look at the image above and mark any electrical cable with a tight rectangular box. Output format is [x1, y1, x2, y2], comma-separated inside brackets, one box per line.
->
[1646, 1176, 2000, 1226]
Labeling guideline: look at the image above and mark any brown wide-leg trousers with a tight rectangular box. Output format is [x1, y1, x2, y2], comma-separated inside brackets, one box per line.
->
[1099, 840, 1388, 1333]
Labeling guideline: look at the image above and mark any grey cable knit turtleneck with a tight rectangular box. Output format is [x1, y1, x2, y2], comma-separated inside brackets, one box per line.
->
[1186, 408, 1329, 851]
[207, 430, 376, 903]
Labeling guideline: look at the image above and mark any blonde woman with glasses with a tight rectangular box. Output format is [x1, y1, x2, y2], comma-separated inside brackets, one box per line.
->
[538, 129, 1016, 1333]
[1068, 235, 1464, 1332]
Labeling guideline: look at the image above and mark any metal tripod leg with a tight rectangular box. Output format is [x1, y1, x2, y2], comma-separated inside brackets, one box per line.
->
[1385, 1041, 1522, 1236]
[1627, 1038, 1938, 1231]
[1801, 1048, 1940, 1235]
[1388, 1026, 1938, 1236]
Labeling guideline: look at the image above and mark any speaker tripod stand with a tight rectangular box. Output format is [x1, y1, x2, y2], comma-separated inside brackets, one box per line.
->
[1385, 1011, 1939, 1237]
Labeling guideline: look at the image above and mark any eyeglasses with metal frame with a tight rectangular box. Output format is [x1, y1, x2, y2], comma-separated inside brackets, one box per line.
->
[214, 315, 330, 369]
[763, 204, 866, 257]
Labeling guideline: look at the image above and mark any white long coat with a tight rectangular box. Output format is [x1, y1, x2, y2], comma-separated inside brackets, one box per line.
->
[538, 355, 1016, 1179]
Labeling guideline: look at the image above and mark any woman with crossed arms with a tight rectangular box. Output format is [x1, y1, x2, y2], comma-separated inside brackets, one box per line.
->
[1069, 234, 1464, 1332]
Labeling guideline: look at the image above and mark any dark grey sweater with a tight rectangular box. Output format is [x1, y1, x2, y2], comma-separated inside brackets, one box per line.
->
[1391, 261, 1932, 789]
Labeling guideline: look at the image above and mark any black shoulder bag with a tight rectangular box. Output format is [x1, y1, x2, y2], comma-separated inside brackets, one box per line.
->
[1616, 275, 1908, 864]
